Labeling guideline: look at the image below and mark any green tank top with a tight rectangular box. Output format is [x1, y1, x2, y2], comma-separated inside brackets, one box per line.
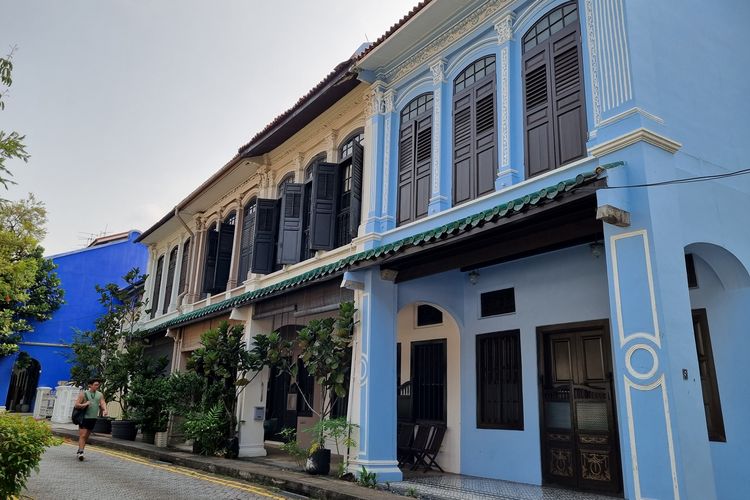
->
[83, 390, 102, 418]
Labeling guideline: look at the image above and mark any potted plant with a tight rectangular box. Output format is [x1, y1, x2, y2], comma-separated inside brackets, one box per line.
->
[250, 302, 356, 475]
[126, 370, 169, 444]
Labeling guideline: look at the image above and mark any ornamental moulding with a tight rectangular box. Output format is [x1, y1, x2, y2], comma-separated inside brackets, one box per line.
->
[384, 0, 513, 84]
[493, 12, 515, 44]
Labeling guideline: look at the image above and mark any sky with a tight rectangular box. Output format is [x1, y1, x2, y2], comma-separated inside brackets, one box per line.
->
[0, 0, 413, 255]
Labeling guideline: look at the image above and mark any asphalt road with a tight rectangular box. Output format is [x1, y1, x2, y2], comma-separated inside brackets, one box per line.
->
[24, 441, 306, 500]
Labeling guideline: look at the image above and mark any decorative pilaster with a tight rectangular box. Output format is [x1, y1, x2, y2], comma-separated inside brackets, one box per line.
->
[363, 83, 386, 234]
[238, 307, 269, 458]
[494, 13, 520, 189]
[379, 88, 396, 231]
[428, 59, 450, 214]
[327, 129, 339, 164]
[187, 217, 206, 303]
[226, 198, 244, 290]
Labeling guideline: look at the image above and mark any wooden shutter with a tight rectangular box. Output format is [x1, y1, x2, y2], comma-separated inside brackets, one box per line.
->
[277, 183, 304, 265]
[397, 123, 414, 225]
[477, 330, 523, 429]
[251, 199, 279, 274]
[237, 201, 256, 282]
[309, 162, 339, 250]
[551, 26, 586, 166]
[692, 309, 726, 441]
[349, 142, 364, 240]
[162, 247, 178, 313]
[523, 5, 586, 178]
[150, 256, 164, 319]
[214, 219, 234, 292]
[474, 80, 497, 197]
[452, 95, 473, 205]
[415, 115, 432, 219]
[178, 238, 190, 294]
[202, 227, 218, 293]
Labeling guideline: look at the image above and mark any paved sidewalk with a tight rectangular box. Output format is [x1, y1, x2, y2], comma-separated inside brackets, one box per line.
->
[50, 424, 399, 500]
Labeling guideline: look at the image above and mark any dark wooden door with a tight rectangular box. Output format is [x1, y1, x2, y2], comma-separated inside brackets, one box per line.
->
[410, 339, 446, 424]
[539, 323, 621, 494]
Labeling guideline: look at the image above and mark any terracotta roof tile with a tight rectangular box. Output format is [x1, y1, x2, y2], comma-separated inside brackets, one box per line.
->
[356, 0, 433, 61]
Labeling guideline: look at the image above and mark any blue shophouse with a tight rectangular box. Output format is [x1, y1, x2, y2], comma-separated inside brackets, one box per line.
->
[344, 1, 750, 499]
[0, 230, 147, 413]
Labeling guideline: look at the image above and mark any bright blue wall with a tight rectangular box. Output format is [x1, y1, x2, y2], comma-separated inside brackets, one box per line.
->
[0, 231, 147, 408]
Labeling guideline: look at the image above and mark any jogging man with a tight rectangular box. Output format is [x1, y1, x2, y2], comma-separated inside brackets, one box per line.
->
[74, 378, 108, 460]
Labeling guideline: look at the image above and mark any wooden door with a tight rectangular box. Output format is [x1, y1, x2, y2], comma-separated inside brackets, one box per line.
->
[410, 339, 447, 424]
[538, 323, 621, 494]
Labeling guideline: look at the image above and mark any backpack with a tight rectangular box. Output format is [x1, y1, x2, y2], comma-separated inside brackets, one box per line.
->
[71, 391, 90, 425]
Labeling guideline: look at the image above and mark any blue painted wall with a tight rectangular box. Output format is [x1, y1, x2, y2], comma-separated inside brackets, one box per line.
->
[0, 231, 147, 408]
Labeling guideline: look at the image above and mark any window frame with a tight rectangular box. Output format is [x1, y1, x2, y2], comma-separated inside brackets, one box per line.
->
[476, 329, 524, 430]
[397, 93, 434, 226]
[691, 308, 726, 442]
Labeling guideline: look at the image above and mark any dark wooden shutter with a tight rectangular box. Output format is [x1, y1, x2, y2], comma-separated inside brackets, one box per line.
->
[251, 199, 279, 274]
[178, 238, 190, 294]
[415, 115, 432, 219]
[150, 256, 164, 319]
[397, 123, 415, 225]
[202, 227, 218, 293]
[309, 162, 339, 250]
[474, 79, 497, 197]
[349, 142, 364, 240]
[237, 201, 256, 282]
[453, 95, 473, 205]
[523, 4, 586, 177]
[277, 183, 304, 265]
[551, 26, 586, 166]
[477, 330, 523, 429]
[692, 309, 726, 442]
[214, 219, 234, 292]
[162, 247, 178, 313]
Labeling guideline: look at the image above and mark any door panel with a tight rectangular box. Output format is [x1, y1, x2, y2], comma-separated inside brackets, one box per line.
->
[540, 324, 621, 494]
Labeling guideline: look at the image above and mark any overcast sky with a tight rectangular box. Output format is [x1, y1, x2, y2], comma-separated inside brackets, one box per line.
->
[0, 0, 412, 255]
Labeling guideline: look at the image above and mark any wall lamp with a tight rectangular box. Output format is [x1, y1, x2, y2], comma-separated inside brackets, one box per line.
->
[468, 270, 480, 285]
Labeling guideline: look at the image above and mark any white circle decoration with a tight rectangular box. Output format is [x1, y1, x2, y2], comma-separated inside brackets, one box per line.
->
[625, 343, 659, 380]
[359, 354, 369, 386]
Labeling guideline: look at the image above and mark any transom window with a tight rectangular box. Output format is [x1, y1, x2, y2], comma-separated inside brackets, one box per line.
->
[340, 132, 363, 160]
[523, 3, 579, 52]
[454, 55, 496, 93]
[401, 94, 433, 122]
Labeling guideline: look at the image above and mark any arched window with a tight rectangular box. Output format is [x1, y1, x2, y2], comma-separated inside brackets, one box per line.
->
[304, 153, 327, 181]
[162, 246, 178, 314]
[237, 198, 257, 282]
[202, 212, 236, 295]
[522, 1, 586, 177]
[398, 93, 433, 225]
[453, 55, 497, 205]
[150, 254, 164, 318]
[178, 237, 191, 294]
[339, 131, 364, 160]
[335, 131, 364, 246]
[301, 155, 325, 261]
[277, 172, 295, 196]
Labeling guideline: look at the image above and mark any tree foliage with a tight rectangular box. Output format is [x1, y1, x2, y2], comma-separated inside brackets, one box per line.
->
[0, 47, 30, 189]
[0, 413, 60, 498]
[0, 195, 63, 357]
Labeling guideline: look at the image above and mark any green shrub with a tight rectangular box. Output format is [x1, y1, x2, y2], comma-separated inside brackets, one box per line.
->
[183, 403, 227, 456]
[0, 414, 60, 497]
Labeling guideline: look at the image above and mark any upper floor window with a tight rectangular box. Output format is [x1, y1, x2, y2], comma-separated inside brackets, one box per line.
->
[453, 55, 497, 205]
[336, 131, 364, 246]
[162, 246, 178, 314]
[150, 255, 164, 319]
[340, 132, 363, 160]
[178, 237, 191, 295]
[522, 2, 586, 178]
[302, 154, 326, 261]
[202, 212, 235, 295]
[237, 199, 257, 283]
[398, 93, 433, 225]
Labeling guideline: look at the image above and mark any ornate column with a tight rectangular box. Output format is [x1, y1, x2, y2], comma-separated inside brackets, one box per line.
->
[237, 305, 269, 458]
[349, 268, 401, 482]
[226, 198, 244, 290]
[494, 13, 520, 189]
[428, 59, 450, 214]
[378, 88, 397, 231]
[363, 84, 386, 235]
[145, 244, 157, 312]
[187, 217, 206, 303]
[172, 235, 188, 311]
[327, 129, 339, 164]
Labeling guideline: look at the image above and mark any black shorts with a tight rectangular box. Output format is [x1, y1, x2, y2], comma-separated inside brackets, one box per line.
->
[79, 418, 97, 430]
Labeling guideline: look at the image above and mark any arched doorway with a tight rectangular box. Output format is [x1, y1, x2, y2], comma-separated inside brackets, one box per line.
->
[396, 302, 461, 473]
[6, 353, 41, 413]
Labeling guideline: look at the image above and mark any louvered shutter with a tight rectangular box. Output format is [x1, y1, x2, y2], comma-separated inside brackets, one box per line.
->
[551, 26, 586, 166]
[251, 199, 279, 274]
[213, 221, 234, 292]
[309, 162, 339, 250]
[150, 256, 164, 319]
[237, 201, 255, 282]
[415, 115, 432, 219]
[474, 79, 497, 197]
[453, 94, 473, 205]
[397, 124, 414, 225]
[276, 183, 304, 265]
[178, 238, 190, 294]
[523, 46, 554, 177]
[349, 142, 364, 240]
[162, 247, 178, 313]
[202, 228, 218, 293]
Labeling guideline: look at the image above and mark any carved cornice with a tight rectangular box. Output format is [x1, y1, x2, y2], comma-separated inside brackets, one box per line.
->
[588, 128, 682, 157]
[430, 59, 447, 84]
[383, 89, 396, 113]
[494, 12, 515, 44]
[365, 84, 385, 118]
[385, 0, 513, 84]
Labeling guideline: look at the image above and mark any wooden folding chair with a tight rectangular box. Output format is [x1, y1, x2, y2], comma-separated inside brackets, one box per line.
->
[396, 422, 415, 467]
[413, 424, 446, 473]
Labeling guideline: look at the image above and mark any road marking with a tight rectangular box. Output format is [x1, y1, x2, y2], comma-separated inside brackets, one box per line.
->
[63, 442, 286, 499]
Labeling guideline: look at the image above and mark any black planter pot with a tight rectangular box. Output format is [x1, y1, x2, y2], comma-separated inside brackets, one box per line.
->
[93, 417, 112, 434]
[141, 430, 155, 444]
[225, 436, 239, 459]
[192, 441, 203, 455]
[111, 420, 137, 441]
[306, 448, 331, 475]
